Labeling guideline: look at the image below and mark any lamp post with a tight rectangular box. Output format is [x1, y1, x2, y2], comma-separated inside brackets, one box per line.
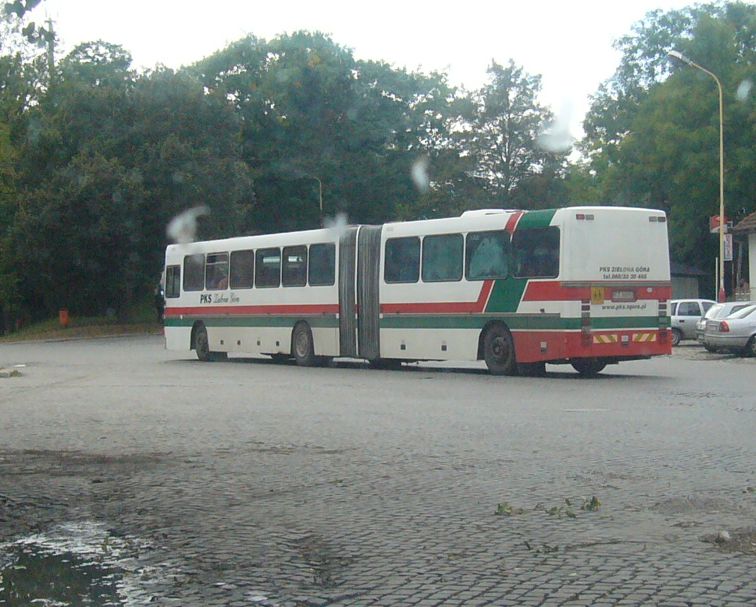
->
[312, 176, 323, 224]
[668, 50, 726, 302]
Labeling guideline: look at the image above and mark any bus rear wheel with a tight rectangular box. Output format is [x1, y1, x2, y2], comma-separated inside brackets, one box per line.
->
[483, 324, 518, 376]
[571, 359, 606, 377]
[369, 358, 402, 370]
[195, 324, 227, 362]
[292, 322, 317, 367]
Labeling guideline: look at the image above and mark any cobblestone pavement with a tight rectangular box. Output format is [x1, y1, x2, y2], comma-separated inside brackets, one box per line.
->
[1, 336, 754, 606]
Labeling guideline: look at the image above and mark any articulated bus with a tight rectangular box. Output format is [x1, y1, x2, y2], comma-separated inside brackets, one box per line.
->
[163, 206, 672, 376]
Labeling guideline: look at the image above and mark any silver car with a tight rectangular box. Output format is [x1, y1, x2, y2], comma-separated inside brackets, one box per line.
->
[696, 301, 755, 350]
[670, 299, 716, 346]
[702, 304, 756, 356]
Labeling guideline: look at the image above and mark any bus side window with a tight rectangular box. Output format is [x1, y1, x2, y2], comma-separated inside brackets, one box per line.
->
[256, 248, 281, 288]
[309, 243, 336, 286]
[512, 227, 560, 278]
[422, 234, 463, 282]
[165, 265, 181, 298]
[205, 253, 229, 290]
[385, 237, 420, 283]
[230, 250, 254, 289]
[466, 230, 510, 280]
[183, 254, 205, 291]
[282, 245, 307, 287]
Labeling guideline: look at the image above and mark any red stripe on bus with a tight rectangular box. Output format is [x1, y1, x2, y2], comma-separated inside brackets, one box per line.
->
[505, 211, 524, 235]
[381, 280, 493, 314]
[164, 304, 340, 317]
[522, 282, 673, 302]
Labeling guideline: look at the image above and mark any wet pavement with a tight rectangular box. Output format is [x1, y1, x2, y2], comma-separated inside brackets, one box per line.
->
[0, 336, 754, 605]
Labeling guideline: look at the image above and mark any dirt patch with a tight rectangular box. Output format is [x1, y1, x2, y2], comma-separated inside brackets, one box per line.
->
[702, 528, 756, 555]
[289, 534, 352, 588]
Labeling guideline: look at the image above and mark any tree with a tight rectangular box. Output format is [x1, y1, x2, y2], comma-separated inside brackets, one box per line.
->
[193, 32, 464, 229]
[582, 2, 755, 284]
[458, 60, 564, 207]
[10, 43, 256, 318]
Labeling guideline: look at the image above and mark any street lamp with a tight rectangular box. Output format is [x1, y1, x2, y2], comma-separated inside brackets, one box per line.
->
[312, 176, 323, 224]
[668, 50, 726, 302]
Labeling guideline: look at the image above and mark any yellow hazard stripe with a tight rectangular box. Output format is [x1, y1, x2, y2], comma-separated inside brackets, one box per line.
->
[593, 334, 618, 344]
[632, 332, 657, 343]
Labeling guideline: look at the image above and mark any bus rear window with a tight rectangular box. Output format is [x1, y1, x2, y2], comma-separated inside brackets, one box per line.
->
[256, 248, 281, 287]
[183, 254, 205, 291]
[422, 234, 463, 282]
[512, 227, 560, 278]
[466, 230, 510, 280]
[309, 243, 335, 286]
[385, 237, 420, 283]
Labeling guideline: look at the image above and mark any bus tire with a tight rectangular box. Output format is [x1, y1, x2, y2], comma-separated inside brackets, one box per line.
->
[483, 324, 518, 376]
[369, 358, 402, 370]
[571, 359, 606, 377]
[292, 322, 317, 367]
[194, 324, 227, 362]
[518, 361, 546, 377]
[671, 328, 682, 347]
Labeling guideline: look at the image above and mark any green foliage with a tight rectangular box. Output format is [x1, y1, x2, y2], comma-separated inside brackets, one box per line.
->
[0, 27, 570, 323]
[456, 60, 566, 208]
[583, 1, 755, 280]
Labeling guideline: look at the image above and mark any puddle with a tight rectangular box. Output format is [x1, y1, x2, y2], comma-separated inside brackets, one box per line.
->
[0, 545, 122, 606]
[0, 522, 179, 606]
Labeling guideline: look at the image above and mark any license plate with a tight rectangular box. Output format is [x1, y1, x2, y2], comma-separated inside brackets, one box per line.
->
[612, 289, 636, 302]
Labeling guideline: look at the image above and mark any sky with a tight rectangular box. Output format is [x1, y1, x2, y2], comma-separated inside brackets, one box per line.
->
[40, 0, 696, 136]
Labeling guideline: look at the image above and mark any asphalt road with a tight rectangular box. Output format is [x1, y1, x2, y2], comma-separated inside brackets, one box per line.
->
[0, 336, 754, 606]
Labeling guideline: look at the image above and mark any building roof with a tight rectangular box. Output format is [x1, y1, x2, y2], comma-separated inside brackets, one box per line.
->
[733, 211, 756, 234]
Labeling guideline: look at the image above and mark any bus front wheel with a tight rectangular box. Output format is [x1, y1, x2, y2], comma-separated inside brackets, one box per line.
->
[483, 324, 518, 376]
[292, 322, 317, 367]
[195, 324, 227, 362]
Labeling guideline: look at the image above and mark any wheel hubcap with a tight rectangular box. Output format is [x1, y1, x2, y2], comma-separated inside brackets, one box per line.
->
[296, 333, 308, 357]
[492, 336, 508, 361]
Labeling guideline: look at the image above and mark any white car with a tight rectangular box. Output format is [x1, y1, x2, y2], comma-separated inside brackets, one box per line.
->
[696, 301, 755, 350]
[670, 299, 716, 346]
[702, 304, 756, 356]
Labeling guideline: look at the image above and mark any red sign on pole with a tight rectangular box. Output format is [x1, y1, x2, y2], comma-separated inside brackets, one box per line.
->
[709, 215, 732, 233]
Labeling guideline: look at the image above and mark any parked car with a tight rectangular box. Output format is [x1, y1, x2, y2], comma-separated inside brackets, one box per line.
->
[670, 299, 716, 346]
[696, 301, 755, 350]
[702, 304, 756, 356]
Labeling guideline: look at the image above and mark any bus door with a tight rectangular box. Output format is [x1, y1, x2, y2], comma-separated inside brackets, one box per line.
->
[356, 225, 382, 360]
[338, 227, 358, 357]
[338, 225, 382, 359]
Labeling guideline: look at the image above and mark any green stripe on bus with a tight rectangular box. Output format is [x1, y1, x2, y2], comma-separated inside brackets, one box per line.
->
[591, 316, 665, 329]
[517, 209, 557, 229]
[485, 278, 529, 314]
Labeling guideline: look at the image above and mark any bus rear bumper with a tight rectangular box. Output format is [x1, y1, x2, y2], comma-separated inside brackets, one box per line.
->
[513, 329, 671, 363]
